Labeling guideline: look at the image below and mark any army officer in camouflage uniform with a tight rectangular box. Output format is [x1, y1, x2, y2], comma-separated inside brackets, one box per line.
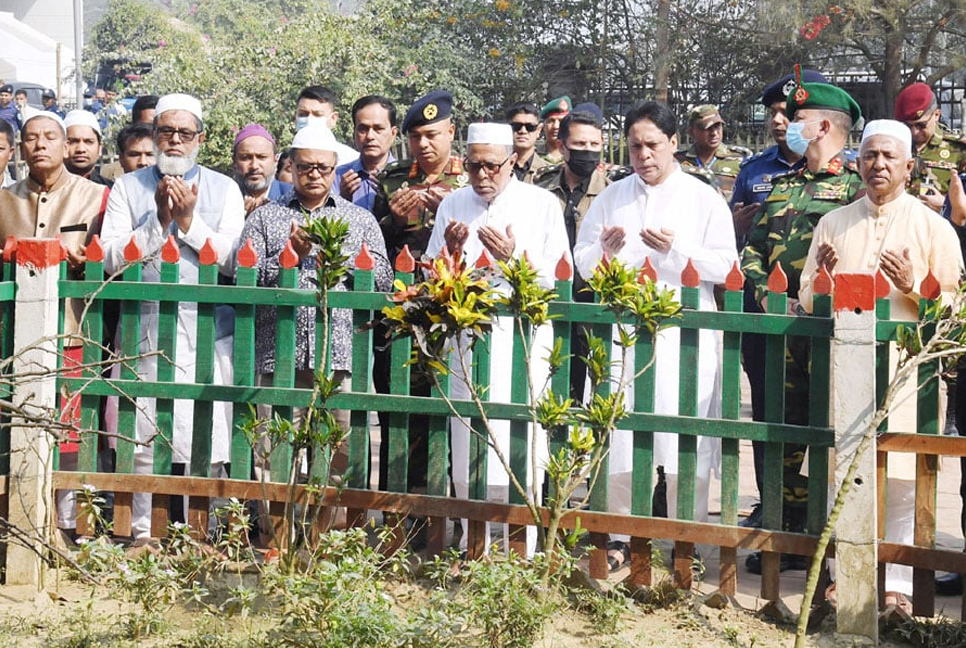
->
[894, 82, 966, 213]
[740, 69, 865, 574]
[676, 105, 750, 201]
[374, 90, 469, 264]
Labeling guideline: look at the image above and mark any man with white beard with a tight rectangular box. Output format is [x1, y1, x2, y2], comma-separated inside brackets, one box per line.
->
[100, 93, 245, 542]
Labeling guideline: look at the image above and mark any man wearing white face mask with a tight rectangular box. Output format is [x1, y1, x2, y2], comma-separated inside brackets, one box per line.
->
[739, 67, 865, 575]
[294, 85, 359, 167]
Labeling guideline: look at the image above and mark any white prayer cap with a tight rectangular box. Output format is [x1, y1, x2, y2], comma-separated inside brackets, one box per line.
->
[22, 110, 65, 134]
[63, 109, 102, 136]
[467, 122, 513, 147]
[861, 119, 913, 157]
[290, 123, 338, 153]
[155, 93, 203, 121]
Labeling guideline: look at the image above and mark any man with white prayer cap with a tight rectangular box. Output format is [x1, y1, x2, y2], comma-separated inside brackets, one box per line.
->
[236, 122, 393, 541]
[63, 109, 111, 186]
[426, 121, 570, 558]
[100, 92, 246, 542]
[800, 119, 964, 612]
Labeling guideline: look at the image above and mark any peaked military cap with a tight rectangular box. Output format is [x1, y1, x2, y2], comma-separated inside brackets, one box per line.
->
[540, 95, 571, 120]
[760, 69, 828, 106]
[402, 90, 453, 134]
[785, 64, 861, 124]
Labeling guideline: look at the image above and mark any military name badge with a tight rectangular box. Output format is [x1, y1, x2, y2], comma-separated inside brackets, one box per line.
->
[423, 103, 438, 120]
[752, 183, 772, 193]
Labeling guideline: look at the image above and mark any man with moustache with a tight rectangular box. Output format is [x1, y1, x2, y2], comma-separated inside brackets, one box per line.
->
[232, 123, 291, 215]
[676, 105, 750, 201]
[335, 95, 398, 212]
[426, 121, 570, 557]
[100, 93, 245, 542]
[63, 110, 112, 187]
[374, 90, 468, 264]
[729, 70, 825, 530]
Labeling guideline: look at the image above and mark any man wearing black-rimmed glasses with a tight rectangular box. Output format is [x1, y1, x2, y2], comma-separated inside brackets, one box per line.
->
[505, 102, 548, 184]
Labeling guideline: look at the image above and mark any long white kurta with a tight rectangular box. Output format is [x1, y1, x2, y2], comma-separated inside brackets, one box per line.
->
[427, 178, 570, 552]
[798, 192, 963, 595]
[101, 165, 246, 467]
[573, 167, 737, 521]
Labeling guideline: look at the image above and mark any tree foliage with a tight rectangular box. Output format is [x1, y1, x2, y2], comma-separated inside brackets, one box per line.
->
[84, 0, 966, 169]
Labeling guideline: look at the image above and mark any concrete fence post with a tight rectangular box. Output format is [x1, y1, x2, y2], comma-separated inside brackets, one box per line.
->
[831, 273, 878, 641]
[6, 239, 62, 587]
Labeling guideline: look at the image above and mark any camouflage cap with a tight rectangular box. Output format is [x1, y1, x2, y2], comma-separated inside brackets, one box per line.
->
[539, 95, 571, 120]
[785, 65, 861, 124]
[894, 82, 936, 122]
[688, 104, 724, 129]
[402, 90, 453, 134]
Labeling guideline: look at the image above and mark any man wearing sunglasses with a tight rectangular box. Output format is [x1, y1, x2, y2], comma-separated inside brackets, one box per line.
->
[505, 101, 547, 184]
[426, 122, 569, 557]
[100, 93, 246, 543]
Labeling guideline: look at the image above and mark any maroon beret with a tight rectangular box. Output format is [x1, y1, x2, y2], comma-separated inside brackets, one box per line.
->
[894, 83, 935, 121]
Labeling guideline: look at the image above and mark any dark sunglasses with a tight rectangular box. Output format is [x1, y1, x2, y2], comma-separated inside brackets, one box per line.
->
[510, 122, 540, 133]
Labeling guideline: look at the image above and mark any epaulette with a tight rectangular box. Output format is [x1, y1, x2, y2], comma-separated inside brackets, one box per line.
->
[533, 162, 563, 183]
[739, 150, 765, 168]
[606, 166, 634, 182]
[769, 167, 799, 182]
[725, 144, 753, 159]
[377, 158, 415, 181]
[681, 165, 716, 187]
[941, 127, 966, 145]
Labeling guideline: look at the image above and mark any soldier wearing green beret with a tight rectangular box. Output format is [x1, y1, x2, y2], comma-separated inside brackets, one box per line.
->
[675, 105, 750, 201]
[740, 69, 865, 574]
[894, 82, 966, 212]
[374, 89, 469, 264]
[538, 95, 571, 165]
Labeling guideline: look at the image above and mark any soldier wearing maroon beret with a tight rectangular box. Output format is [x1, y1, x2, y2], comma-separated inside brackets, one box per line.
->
[894, 82, 966, 212]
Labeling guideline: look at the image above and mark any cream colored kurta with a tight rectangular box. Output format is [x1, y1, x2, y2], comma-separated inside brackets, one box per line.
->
[800, 192, 964, 478]
[0, 170, 108, 338]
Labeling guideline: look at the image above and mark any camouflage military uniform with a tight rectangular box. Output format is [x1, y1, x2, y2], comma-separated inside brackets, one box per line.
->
[741, 151, 864, 506]
[908, 123, 966, 198]
[373, 156, 469, 263]
[675, 143, 751, 201]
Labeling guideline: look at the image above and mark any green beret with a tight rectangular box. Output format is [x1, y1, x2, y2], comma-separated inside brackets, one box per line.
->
[540, 95, 571, 120]
[786, 80, 861, 125]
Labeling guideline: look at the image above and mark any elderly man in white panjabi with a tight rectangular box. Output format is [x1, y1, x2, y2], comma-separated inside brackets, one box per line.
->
[426, 122, 570, 556]
[799, 119, 963, 608]
[102, 93, 245, 541]
[572, 101, 737, 570]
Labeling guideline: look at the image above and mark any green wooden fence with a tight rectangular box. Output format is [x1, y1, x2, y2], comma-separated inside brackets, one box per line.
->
[0, 233, 963, 612]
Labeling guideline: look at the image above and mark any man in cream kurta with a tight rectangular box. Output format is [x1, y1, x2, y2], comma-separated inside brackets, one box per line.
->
[426, 122, 570, 556]
[573, 101, 737, 566]
[799, 120, 963, 604]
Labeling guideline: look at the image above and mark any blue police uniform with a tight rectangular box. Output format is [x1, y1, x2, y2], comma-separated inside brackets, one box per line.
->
[729, 145, 803, 210]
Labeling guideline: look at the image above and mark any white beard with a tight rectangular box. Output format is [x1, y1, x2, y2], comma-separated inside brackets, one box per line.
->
[155, 147, 199, 177]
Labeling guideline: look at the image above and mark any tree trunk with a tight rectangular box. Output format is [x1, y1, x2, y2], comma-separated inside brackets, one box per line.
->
[653, 0, 670, 102]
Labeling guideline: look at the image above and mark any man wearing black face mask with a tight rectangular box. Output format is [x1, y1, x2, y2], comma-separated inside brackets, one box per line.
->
[536, 102, 611, 402]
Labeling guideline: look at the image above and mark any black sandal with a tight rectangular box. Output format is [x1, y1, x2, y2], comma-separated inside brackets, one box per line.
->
[606, 540, 631, 573]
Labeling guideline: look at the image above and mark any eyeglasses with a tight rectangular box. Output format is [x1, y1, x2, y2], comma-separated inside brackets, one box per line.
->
[464, 156, 511, 176]
[510, 122, 540, 133]
[295, 162, 336, 177]
[156, 127, 201, 141]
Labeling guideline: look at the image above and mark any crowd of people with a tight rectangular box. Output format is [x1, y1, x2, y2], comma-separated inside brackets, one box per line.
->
[1, 67, 965, 610]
